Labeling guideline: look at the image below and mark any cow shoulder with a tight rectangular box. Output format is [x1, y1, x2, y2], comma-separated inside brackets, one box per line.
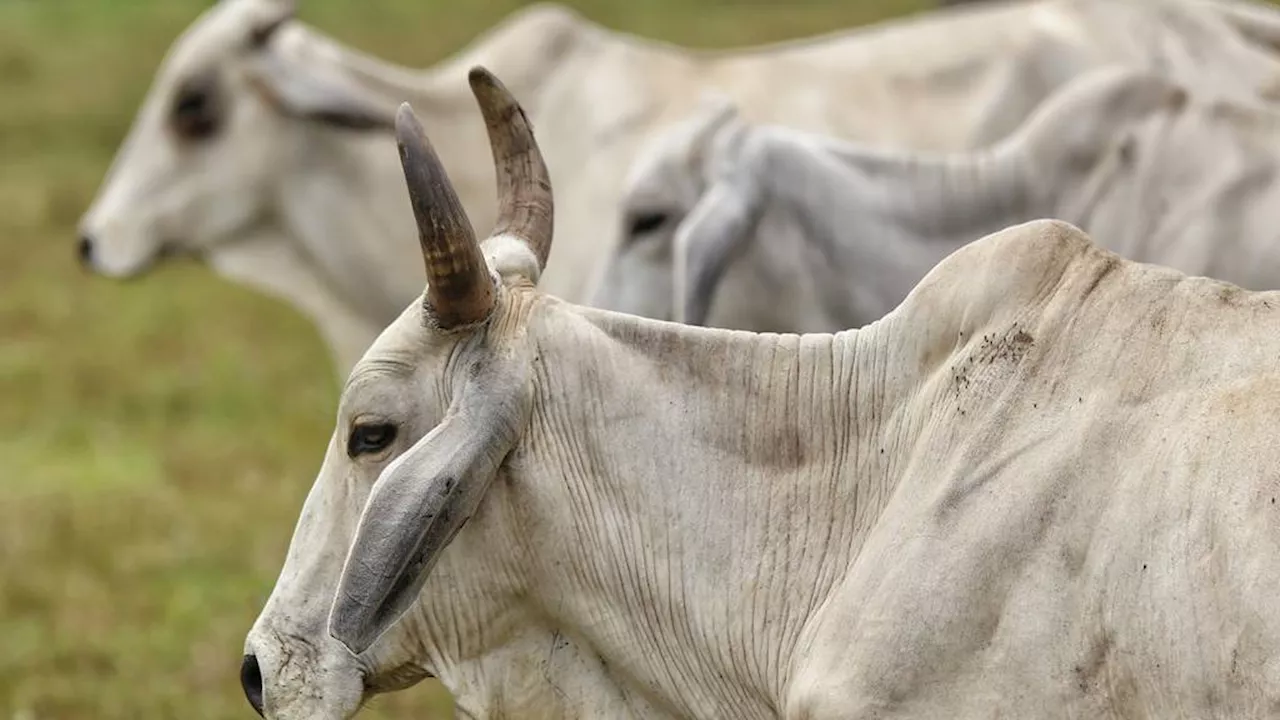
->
[890, 219, 1107, 360]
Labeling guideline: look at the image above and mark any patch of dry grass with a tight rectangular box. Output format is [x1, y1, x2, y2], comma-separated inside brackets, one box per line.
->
[0, 0, 936, 717]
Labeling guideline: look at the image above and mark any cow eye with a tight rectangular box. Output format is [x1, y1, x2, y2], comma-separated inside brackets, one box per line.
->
[627, 211, 668, 239]
[171, 73, 221, 141]
[347, 423, 397, 458]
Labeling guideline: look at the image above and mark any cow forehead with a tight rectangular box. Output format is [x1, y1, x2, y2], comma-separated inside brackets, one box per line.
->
[625, 105, 745, 207]
[622, 137, 703, 214]
[344, 305, 433, 386]
[625, 117, 707, 191]
[156, 0, 278, 81]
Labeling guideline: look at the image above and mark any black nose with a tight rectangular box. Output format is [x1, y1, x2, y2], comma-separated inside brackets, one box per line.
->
[76, 234, 94, 267]
[240, 654, 265, 717]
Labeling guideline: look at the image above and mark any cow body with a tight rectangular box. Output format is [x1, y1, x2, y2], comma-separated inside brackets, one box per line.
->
[243, 69, 1280, 719]
[248, 214, 1280, 719]
[81, 0, 1280, 373]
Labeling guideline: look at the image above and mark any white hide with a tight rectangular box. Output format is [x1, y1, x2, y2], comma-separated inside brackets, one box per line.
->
[249, 213, 1280, 717]
[594, 0, 1280, 328]
[602, 64, 1280, 333]
[82, 0, 1280, 374]
[242, 62, 1280, 719]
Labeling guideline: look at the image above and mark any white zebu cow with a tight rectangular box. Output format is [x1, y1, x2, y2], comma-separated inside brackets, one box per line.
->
[597, 66, 1280, 333]
[245, 67, 1280, 720]
[79, 0, 1280, 374]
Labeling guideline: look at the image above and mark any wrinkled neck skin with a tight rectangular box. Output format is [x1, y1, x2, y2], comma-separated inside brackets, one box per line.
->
[731, 132, 1037, 330]
[401, 298, 932, 718]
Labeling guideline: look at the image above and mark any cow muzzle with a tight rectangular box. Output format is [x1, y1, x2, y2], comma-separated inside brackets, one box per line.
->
[241, 626, 365, 720]
[241, 653, 266, 717]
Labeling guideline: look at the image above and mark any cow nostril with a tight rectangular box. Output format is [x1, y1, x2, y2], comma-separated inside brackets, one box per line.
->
[240, 654, 265, 717]
[76, 234, 94, 267]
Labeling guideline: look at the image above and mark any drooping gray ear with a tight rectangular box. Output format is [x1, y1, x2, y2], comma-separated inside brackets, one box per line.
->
[673, 174, 765, 326]
[245, 44, 396, 132]
[328, 358, 529, 655]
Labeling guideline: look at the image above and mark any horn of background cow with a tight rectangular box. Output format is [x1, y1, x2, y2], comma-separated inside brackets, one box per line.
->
[468, 66, 554, 270]
[395, 103, 495, 328]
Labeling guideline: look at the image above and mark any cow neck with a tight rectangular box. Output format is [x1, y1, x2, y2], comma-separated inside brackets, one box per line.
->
[497, 301, 915, 714]
[299, 5, 594, 116]
[841, 141, 1034, 259]
[270, 15, 591, 331]
[754, 136, 1034, 326]
[872, 144, 1035, 247]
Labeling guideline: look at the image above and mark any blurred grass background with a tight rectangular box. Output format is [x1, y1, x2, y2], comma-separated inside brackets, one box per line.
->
[0, 0, 940, 717]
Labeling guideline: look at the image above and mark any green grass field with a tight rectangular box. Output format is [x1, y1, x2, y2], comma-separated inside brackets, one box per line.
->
[0, 0, 972, 716]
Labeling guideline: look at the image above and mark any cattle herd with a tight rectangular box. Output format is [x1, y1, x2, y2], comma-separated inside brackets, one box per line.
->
[75, 0, 1280, 717]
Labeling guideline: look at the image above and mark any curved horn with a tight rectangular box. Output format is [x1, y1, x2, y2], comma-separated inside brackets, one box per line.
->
[468, 66, 554, 270]
[395, 103, 494, 329]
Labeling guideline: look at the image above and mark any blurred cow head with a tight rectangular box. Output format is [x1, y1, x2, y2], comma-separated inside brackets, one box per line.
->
[77, 0, 394, 277]
[591, 95, 747, 322]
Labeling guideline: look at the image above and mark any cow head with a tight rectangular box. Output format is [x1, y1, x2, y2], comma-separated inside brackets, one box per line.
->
[591, 94, 746, 322]
[242, 67, 552, 719]
[77, 0, 395, 277]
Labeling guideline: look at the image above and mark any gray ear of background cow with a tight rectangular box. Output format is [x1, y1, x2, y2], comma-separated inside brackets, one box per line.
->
[675, 178, 763, 326]
[247, 50, 396, 132]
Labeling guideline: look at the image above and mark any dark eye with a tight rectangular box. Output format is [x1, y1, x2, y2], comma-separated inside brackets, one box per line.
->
[627, 211, 668, 239]
[347, 423, 398, 458]
[171, 72, 221, 141]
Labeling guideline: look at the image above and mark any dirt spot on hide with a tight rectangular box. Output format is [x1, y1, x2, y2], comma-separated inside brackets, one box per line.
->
[1147, 301, 1170, 336]
[975, 324, 1034, 367]
[1083, 256, 1120, 299]
[1074, 631, 1113, 695]
[950, 324, 1035, 401]
[1216, 284, 1245, 307]
[1115, 135, 1136, 167]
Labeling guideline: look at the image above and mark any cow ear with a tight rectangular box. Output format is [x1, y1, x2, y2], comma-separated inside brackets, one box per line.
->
[674, 175, 764, 326]
[328, 359, 529, 655]
[245, 46, 396, 132]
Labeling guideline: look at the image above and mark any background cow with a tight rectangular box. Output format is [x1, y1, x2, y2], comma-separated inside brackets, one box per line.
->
[596, 66, 1280, 332]
[79, 0, 1280, 373]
